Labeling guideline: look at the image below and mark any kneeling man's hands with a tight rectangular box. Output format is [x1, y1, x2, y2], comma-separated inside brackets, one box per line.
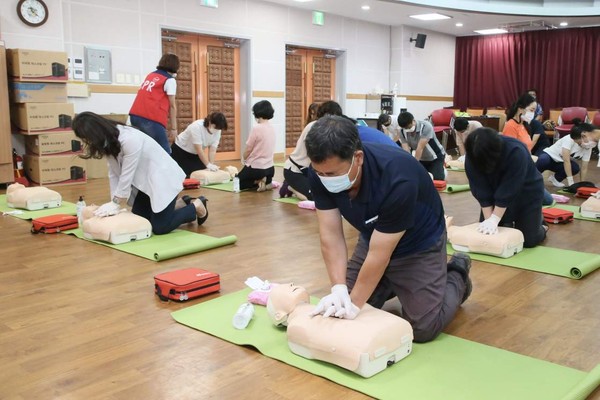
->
[310, 284, 360, 319]
[478, 214, 500, 235]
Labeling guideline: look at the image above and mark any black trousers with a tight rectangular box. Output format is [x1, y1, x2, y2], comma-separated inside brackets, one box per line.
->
[171, 143, 206, 178]
[238, 165, 275, 190]
[283, 168, 312, 200]
[420, 157, 445, 180]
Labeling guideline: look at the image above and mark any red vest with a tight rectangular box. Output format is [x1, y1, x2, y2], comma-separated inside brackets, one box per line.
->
[129, 70, 172, 127]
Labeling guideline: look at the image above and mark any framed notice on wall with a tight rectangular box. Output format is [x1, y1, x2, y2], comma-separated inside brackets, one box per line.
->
[84, 47, 112, 84]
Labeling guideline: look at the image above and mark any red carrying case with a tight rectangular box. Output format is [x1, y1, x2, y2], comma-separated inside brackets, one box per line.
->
[154, 268, 220, 301]
[183, 178, 201, 189]
[433, 180, 447, 191]
[31, 214, 78, 233]
[542, 208, 574, 224]
[575, 187, 599, 198]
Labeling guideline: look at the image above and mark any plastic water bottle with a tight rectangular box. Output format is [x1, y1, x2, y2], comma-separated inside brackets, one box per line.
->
[76, 195, 86, 225]
[232, 302, 254, 329]
[233, 174, 240, 193]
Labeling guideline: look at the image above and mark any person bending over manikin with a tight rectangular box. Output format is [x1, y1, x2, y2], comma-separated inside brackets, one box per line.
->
[266, 283, 413, 378]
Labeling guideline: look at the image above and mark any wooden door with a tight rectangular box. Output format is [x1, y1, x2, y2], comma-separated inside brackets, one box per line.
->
[161, 32, 240, 160]
[285, 49, 335, 151]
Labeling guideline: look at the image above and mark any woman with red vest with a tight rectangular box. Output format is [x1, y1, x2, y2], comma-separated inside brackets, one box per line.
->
[129, 53, 179, 153]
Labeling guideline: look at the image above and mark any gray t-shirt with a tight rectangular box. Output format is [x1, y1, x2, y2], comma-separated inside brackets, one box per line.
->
[399, 120, 445, 161]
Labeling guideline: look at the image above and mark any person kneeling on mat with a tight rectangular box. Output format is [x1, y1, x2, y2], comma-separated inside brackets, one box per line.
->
[72, 112, 208, 234]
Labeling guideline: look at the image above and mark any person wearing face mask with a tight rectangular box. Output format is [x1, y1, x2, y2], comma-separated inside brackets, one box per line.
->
[170, 112, 228, 177]
[129, 53, 180, 153]
[465, 128, 547, 247]
[397, 112, 447, 180]
[527, 89, 544, 122]
[305, 115, 472, 343]
[536, 121, 599, 187]
[453, 117, 483, 157]
[522, 105, 550, 157]
[502, 93, 536, 152]
[237, 101, 277, 191]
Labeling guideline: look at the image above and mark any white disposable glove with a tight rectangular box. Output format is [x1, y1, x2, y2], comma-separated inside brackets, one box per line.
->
[477, 214, 501, 235]
[309, 284, 354, 318]
[566, 176, 575, 186]
[206, 163, 219, 172]
[592, 191, 600, 199]
[458, 155, 466, 163]
[93, 201, 121, 217]
[334, 302, 361, 320]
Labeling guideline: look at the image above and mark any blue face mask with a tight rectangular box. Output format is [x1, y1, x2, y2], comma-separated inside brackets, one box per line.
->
[318, 155, 359, 193]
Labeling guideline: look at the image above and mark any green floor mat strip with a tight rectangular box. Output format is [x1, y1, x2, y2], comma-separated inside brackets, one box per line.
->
[172, 289, 600, 400]
[447, 244, 600, 279]
[442, 184, 470, 193]
[273, 197, 301, 205]
[65, 228, 237, 261]
[201, 181, 251, 192]
[274, 162, 285, 168]
[448, 166, 465, 172]
[552, 204, 600, 222]
[0, 194, 77, 220]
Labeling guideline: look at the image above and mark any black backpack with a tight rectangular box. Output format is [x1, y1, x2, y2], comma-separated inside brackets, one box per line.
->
[563, 181, 597, 194]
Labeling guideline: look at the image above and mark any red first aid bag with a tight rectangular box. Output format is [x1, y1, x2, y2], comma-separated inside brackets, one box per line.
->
[31, 214, 78, 233]
[154, 268, 220, 301]
[575, 187, 599, 198]
[183, 178, 201, 189]
[542, 208, 574, 224]
[433, 180, 447, 191]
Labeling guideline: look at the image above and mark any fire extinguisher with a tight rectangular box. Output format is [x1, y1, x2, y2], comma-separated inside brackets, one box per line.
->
[13, 149, 24, 179]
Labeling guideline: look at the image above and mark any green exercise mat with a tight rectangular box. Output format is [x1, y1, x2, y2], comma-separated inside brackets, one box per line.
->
[65, 228, 237, 261]
[201, 181, 251, 192]
[172, 289, 600, 400]
[447, 244, 600, 279]
[552, 204, 600, 222]
[273, 197, 301, 205]
[0, 194, 77, 220]
[274, 162, 285, 168]
[448, 166, 465, 172]
[442, 184, 470, 193]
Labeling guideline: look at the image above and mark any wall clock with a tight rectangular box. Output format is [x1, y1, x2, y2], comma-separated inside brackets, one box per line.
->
[17, 0, 49, 27]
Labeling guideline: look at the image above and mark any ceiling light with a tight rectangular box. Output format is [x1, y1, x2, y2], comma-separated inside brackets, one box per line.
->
[361, 5, 370, 10]
[560, 22, 568, 26]
[474, 28, 508, 35]
[455, 23, 463, 27]
[409, 13, 451, 21]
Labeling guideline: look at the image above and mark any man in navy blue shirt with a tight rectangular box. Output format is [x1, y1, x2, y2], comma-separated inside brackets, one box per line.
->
[305, 115, 472, 343]
[465, 128, 547, 247]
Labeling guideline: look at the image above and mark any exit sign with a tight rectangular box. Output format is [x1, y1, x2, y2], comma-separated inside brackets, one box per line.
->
[312, 10, 324, 26]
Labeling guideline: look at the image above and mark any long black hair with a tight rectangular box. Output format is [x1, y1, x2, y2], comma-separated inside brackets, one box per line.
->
[506, 93, 535, 121]
[465, 127, 504, 174]
[72, 112, 121, 159]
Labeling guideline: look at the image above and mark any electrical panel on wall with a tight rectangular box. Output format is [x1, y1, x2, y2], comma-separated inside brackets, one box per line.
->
[84, 47, 112, 84]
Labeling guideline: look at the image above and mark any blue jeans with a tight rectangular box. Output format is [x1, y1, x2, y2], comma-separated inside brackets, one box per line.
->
[542, 189, 553, 206]
[130, 115, 170, 153]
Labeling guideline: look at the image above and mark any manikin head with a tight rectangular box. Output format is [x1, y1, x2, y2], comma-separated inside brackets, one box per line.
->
[266, 283, 310, 326]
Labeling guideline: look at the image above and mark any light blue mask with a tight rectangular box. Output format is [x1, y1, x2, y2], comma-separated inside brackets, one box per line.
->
[318, 156, 359, 193]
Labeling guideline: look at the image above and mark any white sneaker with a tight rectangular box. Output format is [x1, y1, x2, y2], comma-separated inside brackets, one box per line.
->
[548, 174, 565, 188]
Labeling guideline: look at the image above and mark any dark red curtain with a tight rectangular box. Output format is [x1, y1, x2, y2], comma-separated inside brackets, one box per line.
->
[454, 27, 600, 117]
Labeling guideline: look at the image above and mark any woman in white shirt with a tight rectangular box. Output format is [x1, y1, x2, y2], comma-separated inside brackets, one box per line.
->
[72, 112, 208, 234]
[171, 112, 228, 177]
[535, 121, 599, 188]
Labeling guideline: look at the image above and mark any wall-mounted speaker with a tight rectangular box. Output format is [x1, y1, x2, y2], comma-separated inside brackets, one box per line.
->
[410, 33, 427, 49]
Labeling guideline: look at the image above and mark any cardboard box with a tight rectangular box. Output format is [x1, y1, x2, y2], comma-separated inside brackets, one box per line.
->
[7, 49, 68, 82]
[25, 154, 87, 185]
[25, 131, 83, 156]
[10, 82, 68, 103]
[12, 102, 75, 133]
[86, 156, 109, 179]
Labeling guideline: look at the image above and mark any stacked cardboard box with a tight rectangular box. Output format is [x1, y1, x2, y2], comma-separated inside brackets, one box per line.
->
[8, 49, 86, 186]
